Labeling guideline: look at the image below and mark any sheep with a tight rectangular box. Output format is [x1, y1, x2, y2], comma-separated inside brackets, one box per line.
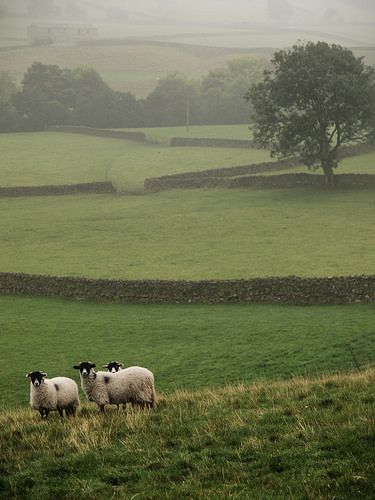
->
[26, 371, 80, 419]
[102, 361, 124, 373]
[102, 361, 125, 411]
[73, 361, 156, 413]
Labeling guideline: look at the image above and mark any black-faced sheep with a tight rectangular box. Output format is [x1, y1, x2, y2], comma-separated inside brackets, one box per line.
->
[102, 361, 123, 373]
[73, 361, 156, 413]
[26, 371, 80, 419]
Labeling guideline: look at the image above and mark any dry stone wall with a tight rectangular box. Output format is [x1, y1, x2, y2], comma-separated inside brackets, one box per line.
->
[0, 182, 116, 197]
[0, 272, 373, 305]
[170, 138, 375, 156]
[145, 172, 375, 192]
[47, 125, 146, 142]
[170, 137, 256, 148]
[145, 142, 375, 191]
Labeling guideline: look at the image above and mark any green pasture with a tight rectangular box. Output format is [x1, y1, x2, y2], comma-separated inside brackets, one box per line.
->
[117, 124, 253, 142]
[0, 132, 270, 192]
[1, 295, 374, 409]
[1, 187, 374, 280]
[0, 131, 374, 280]
[261, 151, 375, 176]
[1, 132, 373, 194]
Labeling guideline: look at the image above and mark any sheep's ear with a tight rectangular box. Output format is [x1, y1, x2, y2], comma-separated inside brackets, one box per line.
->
[102, 364, 109, 368]
[26, 372, 31, 378]
[73, 365, 80, 370]
[91, 363, 96, 368]
[42, 372, 47, 377]
[119, 363, 124, 367]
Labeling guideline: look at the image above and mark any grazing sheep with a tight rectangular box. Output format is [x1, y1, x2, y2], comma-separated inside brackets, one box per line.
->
[103, 361, 123, 373]
[102, 361, 126, 411]
[73, 361, 156, 413]
[102, 361, 125, 411]
[26, 371, 80, 419]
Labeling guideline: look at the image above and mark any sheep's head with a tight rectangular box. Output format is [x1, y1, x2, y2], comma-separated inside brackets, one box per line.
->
[26, 371, 47, 387]
[73, 361, 96, 378]
[102, 361, 123, 373]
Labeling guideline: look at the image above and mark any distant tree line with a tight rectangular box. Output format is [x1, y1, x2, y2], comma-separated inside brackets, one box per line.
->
[0, 57, 267, 132]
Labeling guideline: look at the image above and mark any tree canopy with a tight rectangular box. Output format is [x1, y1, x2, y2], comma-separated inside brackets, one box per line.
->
[247, 41, 375, 186]
[0, 72, 19, 132]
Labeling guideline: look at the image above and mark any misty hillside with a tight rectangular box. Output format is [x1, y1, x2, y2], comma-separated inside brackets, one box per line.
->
[2, 0, 374, 25]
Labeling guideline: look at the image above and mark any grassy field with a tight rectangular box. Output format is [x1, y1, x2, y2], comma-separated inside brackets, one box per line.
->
[0, 132, 270, 191]
[1, 187, 374, 279]
[1, 295, 374, 409]
[1, 132, 373, 192]
[1, 368, 374, 498]
[117, 124, 253, 142]
[261, 151, 375, 176]
[0, 132, 374, 279]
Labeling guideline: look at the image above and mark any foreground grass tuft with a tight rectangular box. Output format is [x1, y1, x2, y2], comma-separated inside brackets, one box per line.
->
[1, 369, 374, 498]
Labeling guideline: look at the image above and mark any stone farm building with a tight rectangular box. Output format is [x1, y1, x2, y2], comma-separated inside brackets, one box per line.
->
[27, 23, 98, 44]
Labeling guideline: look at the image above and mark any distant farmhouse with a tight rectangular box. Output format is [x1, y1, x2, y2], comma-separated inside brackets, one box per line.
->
[27, 23, 98, 45]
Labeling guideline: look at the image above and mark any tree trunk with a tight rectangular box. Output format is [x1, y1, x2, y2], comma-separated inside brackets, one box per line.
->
[322, 163, 336, 189]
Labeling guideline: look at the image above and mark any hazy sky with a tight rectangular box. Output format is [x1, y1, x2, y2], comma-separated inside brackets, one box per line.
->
[4, 0, 375, 24]
[94, 0, 375, 24]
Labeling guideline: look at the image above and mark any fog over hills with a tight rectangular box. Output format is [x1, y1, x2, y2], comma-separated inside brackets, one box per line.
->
[1, 0, 374, 47]
[2, 0, 374, 24]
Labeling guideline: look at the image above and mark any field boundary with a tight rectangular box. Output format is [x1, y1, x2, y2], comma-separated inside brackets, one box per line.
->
[0, 182, 115, 197]
[145, 142, 375, 191]
[145, 172, 375, 191]
[47, 125, 146, 142]
[0, 272, 373, 305]
[170, 137, 256, 148]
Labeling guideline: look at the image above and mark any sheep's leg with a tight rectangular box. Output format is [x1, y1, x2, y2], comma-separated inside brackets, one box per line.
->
[98, 404, 105, 413]
[134, 401, 151, 411]
[57, 408, 64, 418]
[67, 406, 76, 417]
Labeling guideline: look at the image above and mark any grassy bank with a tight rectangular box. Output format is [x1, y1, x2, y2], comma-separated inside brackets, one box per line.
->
[1, 295, 374, 408]
[1, 368, 374, 498]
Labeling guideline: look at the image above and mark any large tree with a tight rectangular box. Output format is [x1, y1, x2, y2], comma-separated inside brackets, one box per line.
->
[145, 73, 203, 127]
[247, 42, 375, 187]
[202, 56, 269, 125]
[0, 72, 20, 132]
[16, 62, 74, 129]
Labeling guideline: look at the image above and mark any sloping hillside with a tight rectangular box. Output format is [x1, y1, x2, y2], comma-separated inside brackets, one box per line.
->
[1, 368, 374, 498]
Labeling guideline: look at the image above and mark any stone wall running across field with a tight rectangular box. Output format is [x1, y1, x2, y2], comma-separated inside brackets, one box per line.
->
[145, 142, 375, 191]
[170, 138, 375, 156]
[145, 171, 375, 192]
[170, 137, 256, 148]
[0, 272, 373, 305]
[0, 182, 116, 197]
[47, 125, 146, 142]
